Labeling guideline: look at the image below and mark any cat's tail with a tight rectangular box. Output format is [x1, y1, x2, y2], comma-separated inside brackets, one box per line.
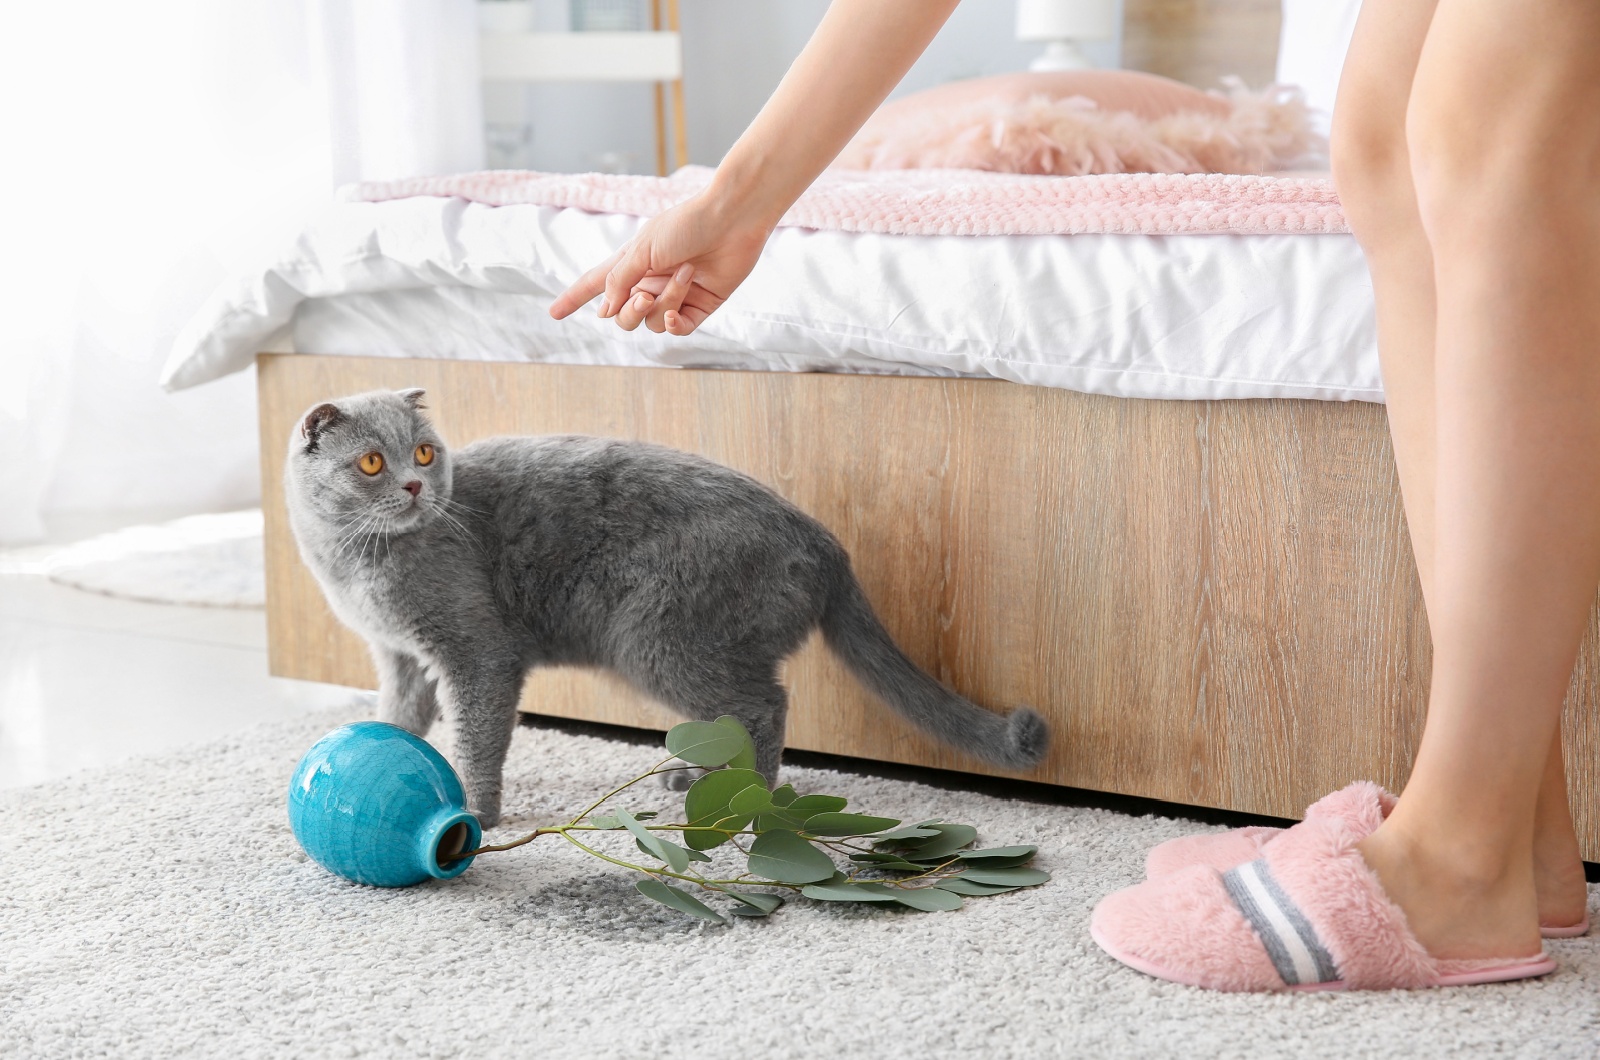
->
[819, 573, 1049, 771]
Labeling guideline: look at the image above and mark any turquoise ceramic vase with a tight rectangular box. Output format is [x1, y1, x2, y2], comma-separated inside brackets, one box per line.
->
[287, 721, 482, 887]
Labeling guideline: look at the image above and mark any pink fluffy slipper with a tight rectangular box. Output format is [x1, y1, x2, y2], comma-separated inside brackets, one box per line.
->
[1093, 782, 1559, 991]
[1143, 789, 1589, 939]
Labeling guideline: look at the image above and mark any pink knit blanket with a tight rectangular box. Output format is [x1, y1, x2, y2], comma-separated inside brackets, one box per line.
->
[345, 164, 1347, 237]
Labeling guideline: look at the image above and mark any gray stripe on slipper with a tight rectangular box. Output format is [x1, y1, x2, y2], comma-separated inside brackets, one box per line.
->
[1222, 859, 1340, 986]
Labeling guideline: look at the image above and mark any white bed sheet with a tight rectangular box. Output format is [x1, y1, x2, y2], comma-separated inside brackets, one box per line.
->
[166, 196, 1380, 402]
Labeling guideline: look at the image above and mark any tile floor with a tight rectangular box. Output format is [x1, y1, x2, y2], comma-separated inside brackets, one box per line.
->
[0, 538, 358, 791]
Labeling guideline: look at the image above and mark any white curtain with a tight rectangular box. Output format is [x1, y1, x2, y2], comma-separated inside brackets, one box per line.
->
[0, 0, 483, 544]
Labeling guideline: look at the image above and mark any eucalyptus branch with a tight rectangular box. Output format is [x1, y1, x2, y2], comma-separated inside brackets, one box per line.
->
[450, 716, 1049, 923]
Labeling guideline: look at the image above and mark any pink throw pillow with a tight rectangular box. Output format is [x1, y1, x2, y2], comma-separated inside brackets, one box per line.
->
[835, 70, 1320, 176]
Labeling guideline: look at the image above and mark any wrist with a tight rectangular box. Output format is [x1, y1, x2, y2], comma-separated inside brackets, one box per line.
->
[705, 150, 794, 233]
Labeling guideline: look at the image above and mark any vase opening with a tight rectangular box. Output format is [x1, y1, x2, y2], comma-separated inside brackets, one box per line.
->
[435, 821, 473, 868]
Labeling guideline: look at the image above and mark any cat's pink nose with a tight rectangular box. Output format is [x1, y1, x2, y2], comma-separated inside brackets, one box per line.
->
[402, 481, 421, 497]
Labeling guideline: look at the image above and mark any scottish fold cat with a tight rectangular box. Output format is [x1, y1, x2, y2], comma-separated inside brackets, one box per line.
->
[285, 389, 1047, 827]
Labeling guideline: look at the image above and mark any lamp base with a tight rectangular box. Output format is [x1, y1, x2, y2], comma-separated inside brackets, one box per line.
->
[1028, 39, 1096, 72]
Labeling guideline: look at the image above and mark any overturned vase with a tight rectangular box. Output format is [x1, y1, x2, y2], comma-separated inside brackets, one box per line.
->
[288, 721, 481, 887]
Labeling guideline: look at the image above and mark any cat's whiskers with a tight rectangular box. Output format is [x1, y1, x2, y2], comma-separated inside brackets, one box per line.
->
[428, 503, 487, 560]
[432, 502, 473, 539]
[330, 513, 378, 564]
[373, 513, 397, 562]
[356, 511, 393, 567]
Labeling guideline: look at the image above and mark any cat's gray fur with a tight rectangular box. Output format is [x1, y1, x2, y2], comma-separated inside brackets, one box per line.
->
[285, 389, 1048, 827]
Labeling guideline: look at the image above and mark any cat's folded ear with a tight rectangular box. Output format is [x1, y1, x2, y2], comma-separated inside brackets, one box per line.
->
[300, 402, 344, 453]
[397, 388, 427, 410]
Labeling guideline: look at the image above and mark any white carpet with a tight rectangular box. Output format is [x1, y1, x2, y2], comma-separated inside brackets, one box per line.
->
[42, 510, 265, 608]
[3, 704, 1597, 1060]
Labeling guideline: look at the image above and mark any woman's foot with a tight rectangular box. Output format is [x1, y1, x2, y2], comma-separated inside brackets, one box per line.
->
[1091, 783, 1557, 991]
[1148, 809, 1590, 936]
[1356, 823, 1545, 962]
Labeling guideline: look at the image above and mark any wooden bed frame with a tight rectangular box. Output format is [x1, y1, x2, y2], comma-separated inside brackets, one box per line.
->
[257, 354, 1600, 859]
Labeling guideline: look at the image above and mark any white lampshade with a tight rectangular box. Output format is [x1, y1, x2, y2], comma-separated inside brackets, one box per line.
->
[1015, 0, 1119, 43]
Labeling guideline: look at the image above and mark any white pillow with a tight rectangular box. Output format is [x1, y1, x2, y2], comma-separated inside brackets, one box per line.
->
[1276, 0, 1361, 137]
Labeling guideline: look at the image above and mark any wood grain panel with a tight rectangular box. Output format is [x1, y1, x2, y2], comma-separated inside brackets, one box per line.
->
[258, 355, 1600, 858]
[1122, 0, 1282, 89]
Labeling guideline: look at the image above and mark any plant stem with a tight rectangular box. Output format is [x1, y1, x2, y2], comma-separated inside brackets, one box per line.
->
[566, 756, 685, 826]
[556, 829, 800, 892]
[455, 827, 562, 858]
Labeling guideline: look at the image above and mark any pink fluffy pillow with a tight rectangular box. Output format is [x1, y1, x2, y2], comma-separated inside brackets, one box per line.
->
[835, 70, 1320, 176]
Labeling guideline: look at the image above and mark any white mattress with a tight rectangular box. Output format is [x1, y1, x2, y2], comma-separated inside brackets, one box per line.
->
[165, 196, 1381, 402]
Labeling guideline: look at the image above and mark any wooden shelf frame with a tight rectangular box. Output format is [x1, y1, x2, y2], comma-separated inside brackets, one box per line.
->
[479, 0, 687, 175]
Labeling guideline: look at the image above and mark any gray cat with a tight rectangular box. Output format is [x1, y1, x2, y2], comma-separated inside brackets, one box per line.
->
[285, 388, 1047, 827]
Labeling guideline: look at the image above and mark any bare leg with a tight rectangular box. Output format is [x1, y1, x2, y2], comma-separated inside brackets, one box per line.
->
[1350, 0, 1600, 958]
[1333, 0, 1590, 934]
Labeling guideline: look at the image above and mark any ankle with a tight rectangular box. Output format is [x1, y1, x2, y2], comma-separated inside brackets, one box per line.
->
[1363, 819, 1532, 895]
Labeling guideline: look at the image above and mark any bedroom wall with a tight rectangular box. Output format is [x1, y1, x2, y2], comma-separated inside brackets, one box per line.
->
[3, 0, 485, 544]
[501, 0, 1124, 174]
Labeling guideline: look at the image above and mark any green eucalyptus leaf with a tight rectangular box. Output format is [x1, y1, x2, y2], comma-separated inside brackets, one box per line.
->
[712, 715, 759, 771]
[953, 866, 1050, 887]
[746, 830, 838, 884]
[615, 807, 656, 845]
[786, 794, 848, 815]
[684, 768, 764, 815]
[633, 836, 691, 874]
[588, 815, 622, 830]
[848, 852, 928, 872]
[728, 784, 775, 817]
[800, 881, 901, 903]
[872, 825, 941, 843]
[635, 878, 726, 924]
[898, 824, 979, 861]
[752, 809, 810, 832]
[633, 811, 659, 821]
[934, 878, 1018, 896]
[664, 721, 747, 768]
[955, 845, 1037, 863]
[682, 768, 763, 850]
[769, 784, 798, 808]
[617, 808, 690, 872]
[949, 853, 1035, 868]
[723, 891, 785, 916]
[889, 886, 964, 912]
[801, 812, 901, 837]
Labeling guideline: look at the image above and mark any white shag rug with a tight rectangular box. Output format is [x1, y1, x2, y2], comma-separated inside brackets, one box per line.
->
[3, 704, 1597, 1059]
[43, 510, 265, 608]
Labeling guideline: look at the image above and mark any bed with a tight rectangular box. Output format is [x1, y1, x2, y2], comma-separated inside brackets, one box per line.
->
[164, 3, 1600, 859]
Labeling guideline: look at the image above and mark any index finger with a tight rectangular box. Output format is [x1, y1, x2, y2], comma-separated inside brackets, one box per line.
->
[548, 251, 620, 320]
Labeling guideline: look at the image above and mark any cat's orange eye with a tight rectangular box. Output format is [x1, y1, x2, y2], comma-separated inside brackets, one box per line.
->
[357, 452, 385, 476]
[415, 443, 435, 467]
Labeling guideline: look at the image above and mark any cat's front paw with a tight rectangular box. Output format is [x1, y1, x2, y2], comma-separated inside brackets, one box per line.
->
[657, 759, 705, 792]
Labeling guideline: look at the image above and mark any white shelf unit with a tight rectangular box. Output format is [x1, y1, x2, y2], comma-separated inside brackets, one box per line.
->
[480, 1, 686, 174]
[479, 31, 682, 82]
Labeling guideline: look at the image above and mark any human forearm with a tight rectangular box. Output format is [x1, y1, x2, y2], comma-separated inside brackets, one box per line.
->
[550, 0, 959, 332]
[709, 0, 962, 228]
